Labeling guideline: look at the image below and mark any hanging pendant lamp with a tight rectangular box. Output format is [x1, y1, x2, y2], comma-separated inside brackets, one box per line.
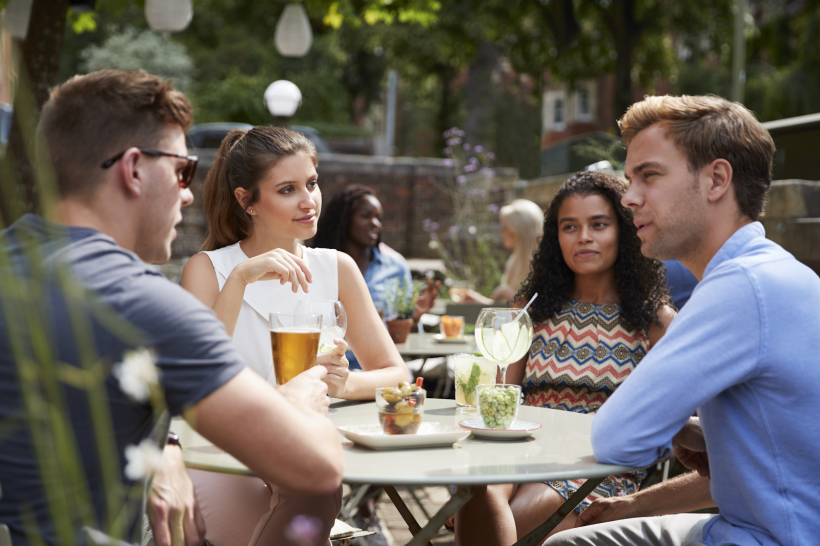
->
[145, 0, 193, 32]
[274, 4, 313, 58]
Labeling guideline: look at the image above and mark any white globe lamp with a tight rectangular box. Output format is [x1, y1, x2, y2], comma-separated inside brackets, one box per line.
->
[264, 81, 302, 125]
[274, 4, 313, 58]
[145, 0, 193, 32]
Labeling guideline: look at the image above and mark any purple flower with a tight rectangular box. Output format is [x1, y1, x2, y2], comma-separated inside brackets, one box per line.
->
[488, 204, 500, 213]
[447, 138, 462, 146]
[463, 164, 477, 173]
[458, 130, 466, 137]
[480, 167, 495, 177]
[474, 145, 484, 153]
[432, 222, 439, 230]
[443, 147, 452, 154]
[456, 176, 467, 184]
[468, 157, 479, 165]
[449, 225, 459, 234]
[430, 232, 439, 240]
[463, 143, 471, 151]
[442, 158, 453, 167]
[487, 152, 496, 160]
[286, 515, 322, 544]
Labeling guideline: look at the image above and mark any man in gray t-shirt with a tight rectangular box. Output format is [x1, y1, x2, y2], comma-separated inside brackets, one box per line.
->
[0, 70, 342, 546]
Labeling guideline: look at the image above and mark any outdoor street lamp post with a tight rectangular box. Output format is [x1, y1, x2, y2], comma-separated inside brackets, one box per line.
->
[145, 0, 193, 33]
[264, 80, 302, 126]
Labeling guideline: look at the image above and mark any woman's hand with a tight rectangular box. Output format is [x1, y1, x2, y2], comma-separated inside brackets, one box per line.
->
[234, 248, 312, 292]
[316, 338, 350, 398]
[413, 279, 441, 322]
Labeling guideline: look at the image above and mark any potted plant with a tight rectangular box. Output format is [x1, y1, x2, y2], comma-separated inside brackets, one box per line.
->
[383, 278, 419, 343]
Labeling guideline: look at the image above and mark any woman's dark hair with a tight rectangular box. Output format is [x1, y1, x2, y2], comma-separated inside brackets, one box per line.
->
[518, 171, 669, 333]
[312, 184, 381, 251]
[201, 126, 318, 251]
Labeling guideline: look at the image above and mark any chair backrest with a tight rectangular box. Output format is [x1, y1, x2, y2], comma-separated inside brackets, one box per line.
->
[444, 302, 504, 325]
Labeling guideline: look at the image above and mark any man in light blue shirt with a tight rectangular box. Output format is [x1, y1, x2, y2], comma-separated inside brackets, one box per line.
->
[547, 96, 820, 546]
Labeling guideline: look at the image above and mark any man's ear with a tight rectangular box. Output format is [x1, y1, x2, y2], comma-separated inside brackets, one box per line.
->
[118, 148, 144, 197]
[704, 158, 733, 203]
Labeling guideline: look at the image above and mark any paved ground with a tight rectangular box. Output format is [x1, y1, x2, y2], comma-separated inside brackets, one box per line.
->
[342, 485, 456, 545]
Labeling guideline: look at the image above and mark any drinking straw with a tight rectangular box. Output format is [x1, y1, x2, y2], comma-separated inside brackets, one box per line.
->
[514, 292, 538, 322]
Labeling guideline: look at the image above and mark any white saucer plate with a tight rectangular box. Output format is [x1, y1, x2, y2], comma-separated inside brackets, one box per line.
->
[432, 334, 472, 344]
[338, 422, 470, 450]
[459, 419, 542, 440]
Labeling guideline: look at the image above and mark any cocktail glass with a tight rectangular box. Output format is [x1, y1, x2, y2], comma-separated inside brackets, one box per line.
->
[474, 308, 533, 385]
[451, 353, 497, 413]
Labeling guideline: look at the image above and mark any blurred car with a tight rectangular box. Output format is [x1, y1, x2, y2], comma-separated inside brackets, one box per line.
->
[186, 122, 332, 153]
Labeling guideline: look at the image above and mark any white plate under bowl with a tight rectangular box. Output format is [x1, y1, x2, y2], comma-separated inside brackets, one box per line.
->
[432, 334, 472, 344]
[338, 422, 470, 450]
[459, 419, 542, 440]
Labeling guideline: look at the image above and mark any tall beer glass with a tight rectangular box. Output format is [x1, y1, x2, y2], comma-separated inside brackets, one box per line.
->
[269, 313, 322, 385]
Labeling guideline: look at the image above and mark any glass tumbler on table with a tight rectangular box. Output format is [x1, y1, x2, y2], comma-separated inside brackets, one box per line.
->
[303, 300, 348, 415]
[451, 354, 497, 413]
[376, 385, 426, 435]
[475, 308, 533, 385]
[269, 313, 322, 385]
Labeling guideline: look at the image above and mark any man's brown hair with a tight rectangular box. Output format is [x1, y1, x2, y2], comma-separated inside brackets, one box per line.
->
[38, 70, 194, 198]
[619, 95, 775, 220]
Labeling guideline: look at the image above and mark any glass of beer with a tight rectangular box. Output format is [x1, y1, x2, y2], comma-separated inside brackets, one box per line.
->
[269, 313, 322, 385]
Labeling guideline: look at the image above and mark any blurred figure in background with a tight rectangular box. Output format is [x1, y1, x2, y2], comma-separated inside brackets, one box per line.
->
[312, 184, 440, 329]
[456, 199, 544, 304]
[663, 259, 698, 309]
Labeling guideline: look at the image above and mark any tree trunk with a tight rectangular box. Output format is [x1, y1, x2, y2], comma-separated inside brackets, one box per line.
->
[434, 66, 454, 155]
[464, 40, 498, 149]
[1, 0, 69, 224]
[607, 0, 641, 131]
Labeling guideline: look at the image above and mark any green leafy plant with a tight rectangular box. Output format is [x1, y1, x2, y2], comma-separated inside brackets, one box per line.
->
[424, 128, 506, 297]
[383, 278, 421, 320]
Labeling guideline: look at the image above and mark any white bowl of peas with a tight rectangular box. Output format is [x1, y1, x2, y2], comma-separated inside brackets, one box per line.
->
[475, 384, 522, 429]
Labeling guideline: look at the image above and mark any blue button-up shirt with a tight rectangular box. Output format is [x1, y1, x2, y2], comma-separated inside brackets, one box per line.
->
[592, 222, 820, 546]
[363, 243, 412, 314]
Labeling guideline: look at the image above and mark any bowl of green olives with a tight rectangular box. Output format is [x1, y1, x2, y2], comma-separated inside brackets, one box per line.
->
[475, 384, 521, 429]
[376, 381, 426, 435]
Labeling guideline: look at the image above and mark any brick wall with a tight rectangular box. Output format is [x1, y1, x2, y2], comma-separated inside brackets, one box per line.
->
[167, 152, 518, 279]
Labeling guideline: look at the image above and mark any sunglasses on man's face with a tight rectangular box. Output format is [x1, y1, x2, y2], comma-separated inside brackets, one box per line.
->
[101, 148, 199, 189]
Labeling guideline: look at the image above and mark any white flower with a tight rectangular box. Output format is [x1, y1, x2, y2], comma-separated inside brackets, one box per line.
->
[124, 439, 164, 480]
[468, 226, 477, 235]
[428, 240, 440, 249]
[113, 348, 159, 403]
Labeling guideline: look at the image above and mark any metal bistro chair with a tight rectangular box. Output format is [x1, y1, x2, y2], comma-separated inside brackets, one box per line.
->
[0, 481, 12, 546]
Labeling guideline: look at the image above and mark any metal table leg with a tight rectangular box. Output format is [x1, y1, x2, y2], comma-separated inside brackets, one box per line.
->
[383, 485, 474, 546]
[513, 476, 606, 546]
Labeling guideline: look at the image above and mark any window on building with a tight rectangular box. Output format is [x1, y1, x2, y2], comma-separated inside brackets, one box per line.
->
[554, 99, 564, 125]
[577, 90, 590, 116]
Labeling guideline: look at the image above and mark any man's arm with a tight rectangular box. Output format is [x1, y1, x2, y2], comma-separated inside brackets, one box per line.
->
[184, 366, 343, 494]
[577, 471, 715, 527]
[591, 268, 762, 467]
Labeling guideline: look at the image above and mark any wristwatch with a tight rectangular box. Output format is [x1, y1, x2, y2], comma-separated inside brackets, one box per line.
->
[166, 431, 181, 448]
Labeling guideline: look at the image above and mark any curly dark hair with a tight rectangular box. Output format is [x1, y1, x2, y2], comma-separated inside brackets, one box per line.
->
[518, 171, 670, 333]
[312, 184, 381, 251]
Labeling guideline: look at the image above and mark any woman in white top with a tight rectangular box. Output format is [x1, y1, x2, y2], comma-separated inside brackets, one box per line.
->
[180, 126, 407, 546]
[456, 199, 544, 304]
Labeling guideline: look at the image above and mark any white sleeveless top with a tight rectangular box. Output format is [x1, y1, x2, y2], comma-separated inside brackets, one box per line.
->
[201, 242, 338, 384]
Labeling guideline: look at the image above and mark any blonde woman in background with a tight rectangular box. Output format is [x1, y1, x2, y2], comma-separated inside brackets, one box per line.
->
[455, 199, 544, 304]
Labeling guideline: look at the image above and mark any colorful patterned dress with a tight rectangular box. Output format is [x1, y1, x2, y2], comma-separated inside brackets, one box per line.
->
[522, 300, 650, 512]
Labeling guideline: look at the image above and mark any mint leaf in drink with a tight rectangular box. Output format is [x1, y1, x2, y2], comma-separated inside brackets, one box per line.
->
[460, 363, 482, 405]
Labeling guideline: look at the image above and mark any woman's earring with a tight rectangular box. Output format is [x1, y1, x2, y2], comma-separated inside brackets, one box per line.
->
[248, 209, 253, 213]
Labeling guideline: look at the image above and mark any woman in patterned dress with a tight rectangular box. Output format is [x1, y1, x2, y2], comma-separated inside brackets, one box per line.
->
[455, 171, 675, 545]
